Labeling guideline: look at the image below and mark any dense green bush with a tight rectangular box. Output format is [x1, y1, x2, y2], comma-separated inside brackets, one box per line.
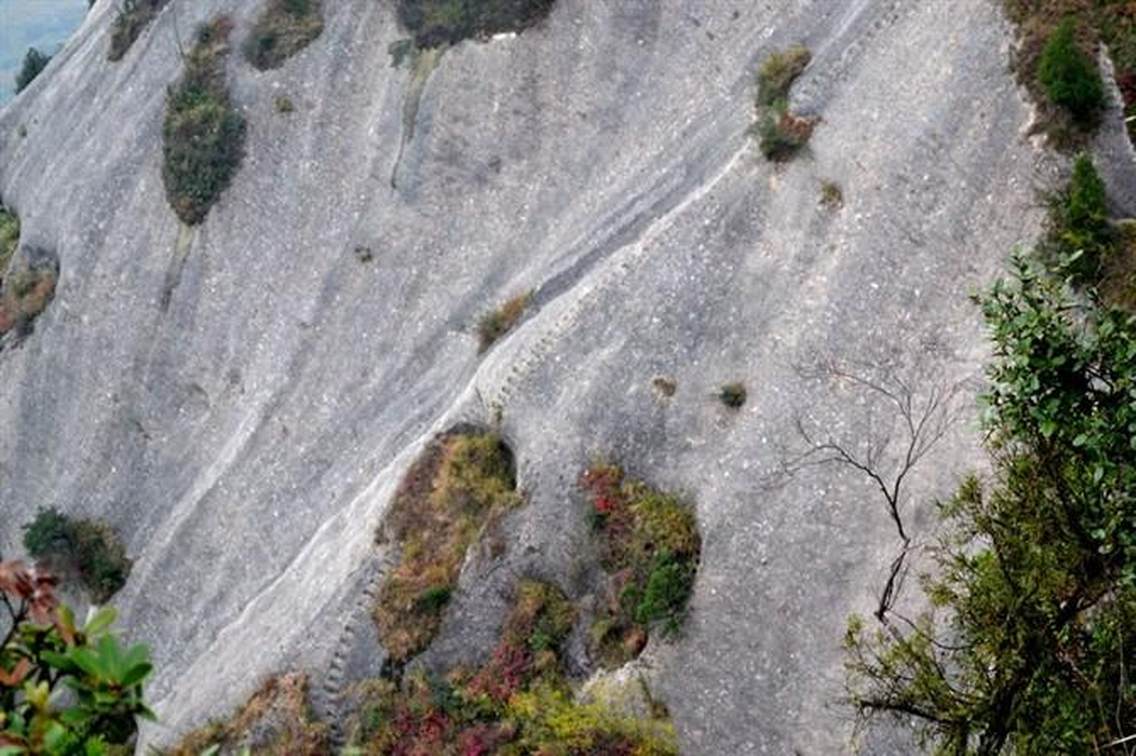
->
[23, 508, 133, 604]
[108, 0, 167, 62]
[397, 0, 557, 48]
[717, 381, 747, 409]
[1038, 19, 1106, 125]
[14, 48, 50, 94]
[162, 18, 247, 225]
[1044, 154, 1113, 283]
[244, 0, 324, 71]
[845, 256, 1136, 752]
[751, 47, 815, 162]
[1, 561, 154, 752]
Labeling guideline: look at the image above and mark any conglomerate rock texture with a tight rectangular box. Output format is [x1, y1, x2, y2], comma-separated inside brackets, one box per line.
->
[3, 0, 1121, 752]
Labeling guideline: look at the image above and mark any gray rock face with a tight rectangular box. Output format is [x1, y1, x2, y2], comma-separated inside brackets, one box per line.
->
[0, 0, 1079, 752]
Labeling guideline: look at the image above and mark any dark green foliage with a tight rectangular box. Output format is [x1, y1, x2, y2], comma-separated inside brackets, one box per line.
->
[244, 0, 324, 71]
[717, 382, 747, 409]
[1044, 154, 1113, 283]
[580, 464, 701, 667]
[1038, 19, 1105, 125]
[14, 48, 50, 94]
[23, 508, 133, 604]
[756, 101, 815, 161]
[845, 257, 1136, 753]
[396, 0, 557, 48]
[2, 563, 154, 751]
[108, 0, 167, 62]
[0, 205, 19, 280]
[162, 18, 247, 225]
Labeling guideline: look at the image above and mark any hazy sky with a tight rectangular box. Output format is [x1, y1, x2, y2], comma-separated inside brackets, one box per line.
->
[0, 0, 88, 103]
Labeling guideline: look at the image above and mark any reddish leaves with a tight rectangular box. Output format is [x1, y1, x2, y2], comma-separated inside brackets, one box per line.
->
[0, 559, 59, 624]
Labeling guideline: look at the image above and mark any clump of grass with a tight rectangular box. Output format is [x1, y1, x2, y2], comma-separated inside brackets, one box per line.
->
[580, 464, 701, 668]
[347, 580, 678, 755]
[374, 431, 523, 663]
[756, 101, 816, 161]
[162, 17, 247, 225]
[274, 95, 295, 113]
[717, 382, 747, 409]
[477, 291, 532, 352]
[244, 0, 324, 71]
[14, 47, 50, 94]
[0, 204, 19, 278]
[397, 0, 558, 48]
[22, 507, 132, 604]
[108, 0, 168, 62]
[652, 375, 677, 399]
[756, 44, 811, 106]
[0, 248, 57, 339]
[820, 180, 844, 209]
[167, 674, 329, 756]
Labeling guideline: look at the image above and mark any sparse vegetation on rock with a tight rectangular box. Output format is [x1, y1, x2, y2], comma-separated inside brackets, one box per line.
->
[0, 247, 58, 340]
[397, 0, 557, 48]
[348, 580, 678, 755]
[166, 674, 329, 755]
[580, 464, 701, 667]
[374, 431, 522, 663]
[244, 0, 324, 71]
[820, 180, 844, 209]
[162, 17, 247, 225]
[752, 46, 815, 162]
[0, 204, 19, 277]
[717, 382, 747, 409]
[108, 0, 168, 62]
[14, 48, 50, 94]
[478, 291, 532, 352]
[23, 508, 132, 604]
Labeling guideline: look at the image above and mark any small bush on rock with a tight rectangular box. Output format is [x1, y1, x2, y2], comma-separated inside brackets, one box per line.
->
[23, 508, 132, 603]
[108, 0, 168, 61]
[244, 0, 324, 71]
[757, 44, 810, 106]
[1038, 19, 1105, 125]
[14, 48, 50, 93]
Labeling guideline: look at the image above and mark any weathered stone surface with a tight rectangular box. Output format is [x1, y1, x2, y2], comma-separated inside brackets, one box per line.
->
[0, 0, 1093, 752]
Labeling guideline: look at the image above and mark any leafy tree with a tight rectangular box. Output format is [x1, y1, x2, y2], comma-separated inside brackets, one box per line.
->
[14, 49, 50, 94]
[0, 560, 155, 754]
[1038, 19, 1106, 124]
[845, 257, 1136, 753]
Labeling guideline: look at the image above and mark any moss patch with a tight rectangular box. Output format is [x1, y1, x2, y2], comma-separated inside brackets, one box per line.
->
[22, 508, 131, 604]
[374, 431, 523, 663]
[166, 674, 329, 755]
[580, 464, 701, 668]
[348, 580, 678, 755]
[244, 0, 324, 71]
[108, 0, 169, 62]
[162, 17, 247, 226]
[397, 0, 557, 48]
[477, 291, 532, 352]
[757, 44, 811, 106]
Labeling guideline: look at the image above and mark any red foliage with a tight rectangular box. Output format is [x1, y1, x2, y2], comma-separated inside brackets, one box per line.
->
[468, 641, 531, 702]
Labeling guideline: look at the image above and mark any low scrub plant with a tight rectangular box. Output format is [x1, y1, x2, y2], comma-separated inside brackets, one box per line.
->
[756, 44, 810, 106]
[373, 431, 522, 662]
[751, 46, 814, 162]
[0, 204, 19, 278]
[477, 291, 532, 352]
[162, 18, 247, 225]
[14, 48, 50, 94]
[0, 250, 57, 340]
[580, 464, 701, 667]
[23, 508, 132, 604]
[717, 381, 747, 409]
[244, 0, 324, 71]
[1, 561, 154, 752]
[108, 0, 168, 61]
[1038, 19, 1105, 126]
[348, 580, 678, 754]
[397, 0, 557, 48]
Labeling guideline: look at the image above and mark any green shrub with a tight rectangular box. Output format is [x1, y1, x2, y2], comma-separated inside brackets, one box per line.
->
[820, 180, 844, 209]
[1038, 19, 1105, 124]
[162, 17, 247, 225]
[1, 561, 154, 751]
[580, 464, 701, 667]
[1045, 154, 1113, 282]
[0, 205, 20, 280]
[478, 291, 532, 352]
[756, 44, 810, 106]
[14, 48, 50, 93]
[717, 381, 747, 409]
[108, 0, 167, 61]
[244, 0, 324, 71]
[397, 0, 557, 48]
[756, 101, 815, 161]
[22, 508, 133, 604]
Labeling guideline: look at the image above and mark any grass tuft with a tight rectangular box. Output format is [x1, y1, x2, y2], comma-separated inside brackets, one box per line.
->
[373, 431, 522, 662]
[244, 0, 324, 71]
[478, 291, 533, 352]
[751, 46, 815, 162]
[820, 180, 844, 209]
[108, 0, 168, 62]
[0, 204, 19, 278]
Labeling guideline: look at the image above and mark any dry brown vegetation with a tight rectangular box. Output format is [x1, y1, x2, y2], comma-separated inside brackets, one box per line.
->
[478, 292, 533, 352]
[374, 431, 522, 662]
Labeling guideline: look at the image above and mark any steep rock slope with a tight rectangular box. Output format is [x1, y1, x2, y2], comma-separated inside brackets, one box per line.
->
[0, 0, 1069, 752]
